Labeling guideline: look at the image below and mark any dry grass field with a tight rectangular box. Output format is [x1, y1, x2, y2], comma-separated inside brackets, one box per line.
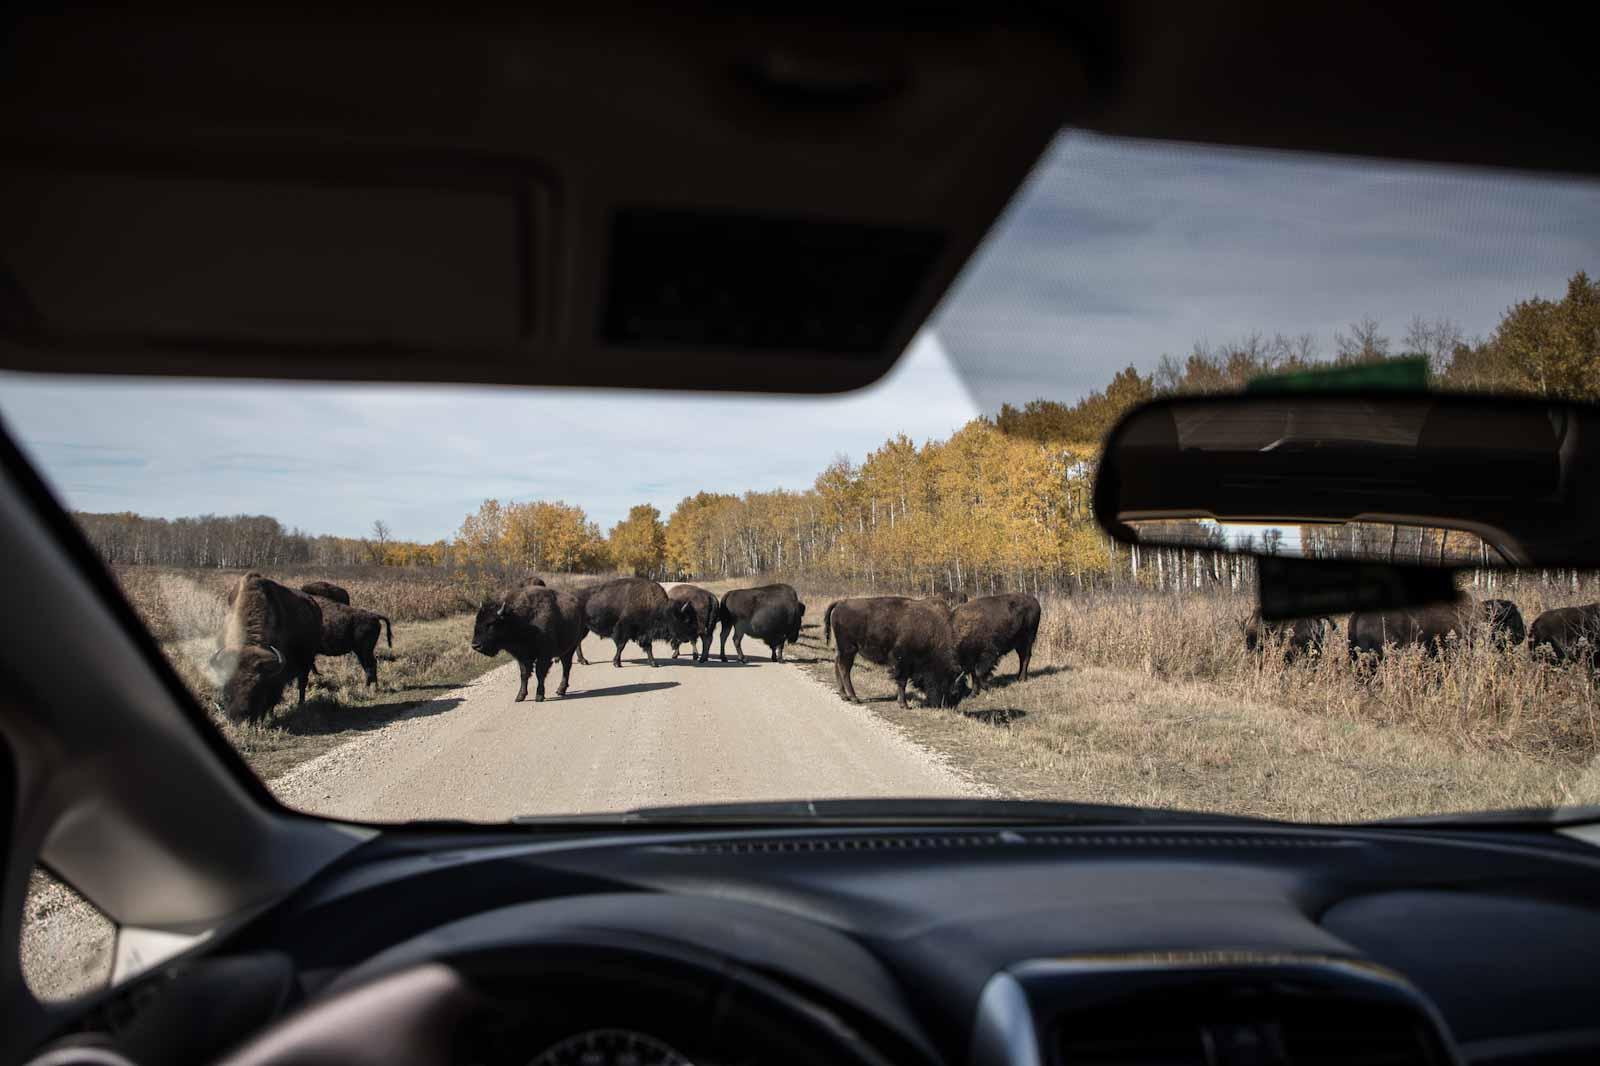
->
[739, 577, 1600, 822]
[109, 566, 524, 780]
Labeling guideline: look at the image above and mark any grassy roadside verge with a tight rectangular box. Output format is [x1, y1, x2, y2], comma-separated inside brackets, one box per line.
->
[777, 594, 1594, 822]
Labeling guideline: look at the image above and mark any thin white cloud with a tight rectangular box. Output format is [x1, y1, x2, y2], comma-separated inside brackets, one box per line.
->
[0, 330, 980, 541]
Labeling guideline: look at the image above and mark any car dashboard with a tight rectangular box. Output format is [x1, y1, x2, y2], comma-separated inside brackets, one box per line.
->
[33, 821, 1600, 1066]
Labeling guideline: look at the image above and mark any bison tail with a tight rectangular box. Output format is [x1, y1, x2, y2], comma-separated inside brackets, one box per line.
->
[823, 600, 837, 646]
[378, 614, 393, 648]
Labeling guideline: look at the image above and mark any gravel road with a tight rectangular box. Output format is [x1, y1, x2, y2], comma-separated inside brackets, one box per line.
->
[271, 623, 987, 822]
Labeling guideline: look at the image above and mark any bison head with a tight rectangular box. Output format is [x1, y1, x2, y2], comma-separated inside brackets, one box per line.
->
[210, 644, 289, 722]
[666, 598, 698, 641]
[912, 658, 969, 709]
[471, 601, 515, 656]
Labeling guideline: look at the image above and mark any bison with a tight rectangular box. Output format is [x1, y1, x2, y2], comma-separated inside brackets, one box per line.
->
[307, 595, 393, 686]
[299, 580, 351, 606]
[1530, 604, 1600, 669]
[719, 584, 805, 663]
[1347, 596, 1520, 661]
[667, 584, 720, 663]
[574, 577, 683, 667]
[210, 572, 323, 721]
[1242, 611, 1334, 658]
[823, 596, 967, 708]
[471, 585, 584, 701]
[951, 593, 1041, 692]
[1480, 598, 1527, 646]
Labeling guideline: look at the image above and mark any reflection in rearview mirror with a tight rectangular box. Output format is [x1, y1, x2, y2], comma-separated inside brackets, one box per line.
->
[1095, 393, 1600, 569]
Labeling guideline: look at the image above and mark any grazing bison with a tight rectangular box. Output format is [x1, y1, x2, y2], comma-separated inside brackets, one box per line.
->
[1480, 598, 1527, 646]
[667, 584, 719, 663]
[210, 572, 323, 721]
[1347, 597, 1516, 661]
[470, 585, 584, 701]
[1530, 604, 1600, 669]
[951, 593, 1041, 692]
[1242, 611, 1334, 658]
[300, 580, 351, 606]
[719, 584, 806, 663]
[308, 595, 393, 686]
[574, 577, 681, 667]
[823, 596, 967, 709]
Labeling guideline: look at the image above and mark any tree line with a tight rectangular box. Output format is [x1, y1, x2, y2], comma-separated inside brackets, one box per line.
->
[77, 271, 1597, 599]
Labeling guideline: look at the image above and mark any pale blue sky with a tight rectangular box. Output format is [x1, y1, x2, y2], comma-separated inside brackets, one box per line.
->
[1, 130, 1596, 540]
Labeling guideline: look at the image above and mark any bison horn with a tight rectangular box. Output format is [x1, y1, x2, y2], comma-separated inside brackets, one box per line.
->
[266, 645, 286, 673]
[497, 602, 509, 617]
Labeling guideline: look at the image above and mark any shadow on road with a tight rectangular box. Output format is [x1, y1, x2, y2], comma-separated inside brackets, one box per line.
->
[560, 681, 680, 700]
[273, 696, 466, 736]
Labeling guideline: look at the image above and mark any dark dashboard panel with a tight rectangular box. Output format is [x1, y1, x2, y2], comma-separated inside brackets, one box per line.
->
[58, 825, 1600, 1066]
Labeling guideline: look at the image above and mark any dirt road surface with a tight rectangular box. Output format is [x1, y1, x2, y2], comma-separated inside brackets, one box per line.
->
[271, 624, 987, 822]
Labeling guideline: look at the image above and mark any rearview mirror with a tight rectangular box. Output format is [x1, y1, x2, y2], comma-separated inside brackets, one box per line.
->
[1093, 392, 1600, 569]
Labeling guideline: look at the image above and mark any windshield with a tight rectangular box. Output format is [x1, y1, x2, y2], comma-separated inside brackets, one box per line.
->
[3, 130, 1599, 827]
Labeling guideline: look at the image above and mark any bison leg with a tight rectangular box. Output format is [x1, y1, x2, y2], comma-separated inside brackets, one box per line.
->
[533, 657, 552, 702]
[836, 649, 859, 702]
[557, 651, 573, 697]
[733, 624, 748, 664]
[513, 659, 531, 702]
[576, 629, 591, 666]
[296, 668, 310, 705]
[357, 645, 379, 686]
[1017, 639, 1034, 681]
[612, 636, 626, 668]
[640, 638, 658, 667]
[698, 631, 711, 663]
[718, 619, 733, 662]
[894, 675, 910, 709]
[671, 640, 681, 659]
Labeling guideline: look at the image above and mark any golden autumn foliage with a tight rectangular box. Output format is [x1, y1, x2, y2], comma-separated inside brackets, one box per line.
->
[454, 499, 609, 582]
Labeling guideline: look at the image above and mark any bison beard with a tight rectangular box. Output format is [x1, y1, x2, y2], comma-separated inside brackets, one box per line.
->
[951, 593, 1041, 692]
[470, 585, 583, 701]
[824, 596, 966, 709]
[213, 572, 323, 722]
[667, 584, 719, 663]
[718, 584, 805, 663]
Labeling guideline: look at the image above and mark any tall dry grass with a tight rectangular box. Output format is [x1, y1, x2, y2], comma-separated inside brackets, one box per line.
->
[1052, 589, 1600, 762]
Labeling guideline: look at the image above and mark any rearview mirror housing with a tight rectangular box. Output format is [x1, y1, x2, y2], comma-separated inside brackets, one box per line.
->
[1093, 391, 1600, 570]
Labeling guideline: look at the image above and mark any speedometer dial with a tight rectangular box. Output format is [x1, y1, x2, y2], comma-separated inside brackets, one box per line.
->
[528, 1029, 694, 1066]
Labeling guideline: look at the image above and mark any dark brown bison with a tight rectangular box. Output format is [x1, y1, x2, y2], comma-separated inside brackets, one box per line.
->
[210, 572, 323, 721]
[471, 585, 584, 701]
[1242, 611, 1334, 658]
[299, 580, 351, 606]
[951, 593, 1041, 692]
[1480, 598, 1527, 646]
[308, 595, 393, 685]
[574, 577, 683, 667]
[719, 584, 806, 662]
[1348, 597, 1517, 660]
[823, 596, 967, 708]
[666, 584, 719, 663]
[1530, 604, 1600, 669]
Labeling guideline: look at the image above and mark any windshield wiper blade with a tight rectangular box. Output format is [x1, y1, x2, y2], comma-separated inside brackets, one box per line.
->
[512, 798, 1279, 827]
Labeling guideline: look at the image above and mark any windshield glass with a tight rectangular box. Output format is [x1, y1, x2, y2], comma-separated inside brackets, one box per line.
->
[3, 131, 1599, 826]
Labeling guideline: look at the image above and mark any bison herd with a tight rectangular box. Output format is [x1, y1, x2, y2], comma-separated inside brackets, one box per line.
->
[210, 568, 1046, 722]
[1245, 594, 1600, 669]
